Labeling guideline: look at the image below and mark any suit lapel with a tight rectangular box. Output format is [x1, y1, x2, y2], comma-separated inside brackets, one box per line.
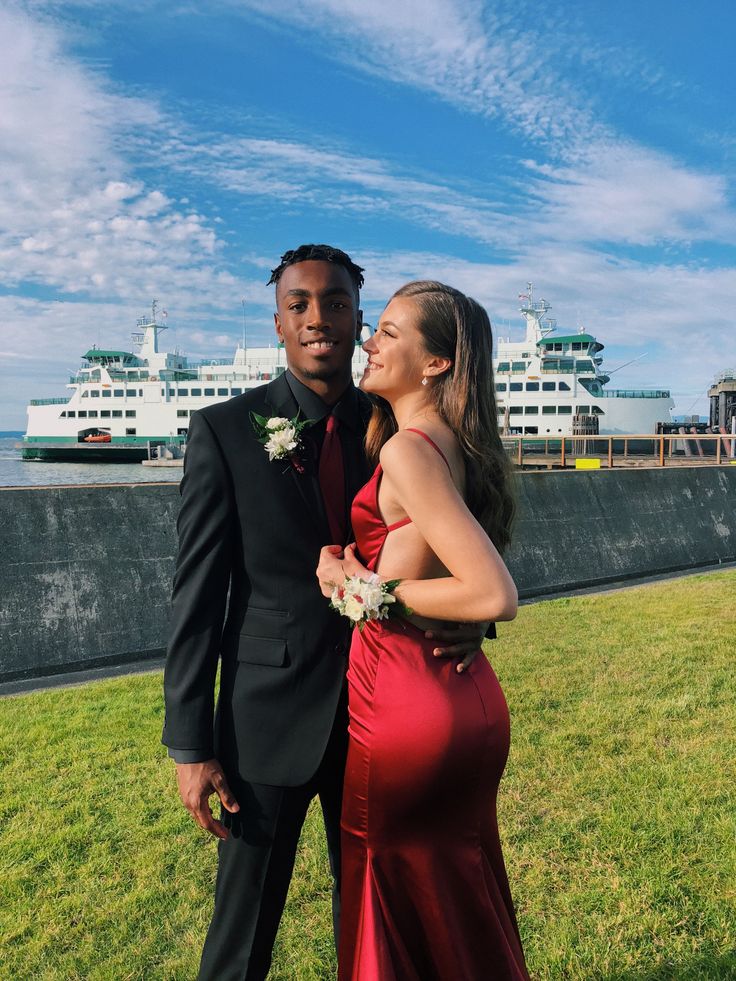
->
[264, 375, 331, 543]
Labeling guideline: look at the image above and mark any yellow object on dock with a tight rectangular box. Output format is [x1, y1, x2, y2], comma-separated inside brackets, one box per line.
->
[575, 458, 601, 470]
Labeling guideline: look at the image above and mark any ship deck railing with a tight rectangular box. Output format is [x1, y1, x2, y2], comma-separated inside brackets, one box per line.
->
[501, 433, 736, 470]
[29, 398, 69, 406]
[597, 389, 671, 399]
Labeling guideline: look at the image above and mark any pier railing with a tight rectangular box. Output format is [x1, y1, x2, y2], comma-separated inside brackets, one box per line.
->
[503, 433, 736, 469]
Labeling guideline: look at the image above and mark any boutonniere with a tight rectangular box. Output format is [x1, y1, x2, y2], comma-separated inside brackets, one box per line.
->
[250, 411, 315, 474]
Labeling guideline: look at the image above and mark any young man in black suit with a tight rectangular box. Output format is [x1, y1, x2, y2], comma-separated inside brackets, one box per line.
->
[162, 245, 486, 980]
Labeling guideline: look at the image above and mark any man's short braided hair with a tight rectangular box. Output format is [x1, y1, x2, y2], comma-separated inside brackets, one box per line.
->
[267, 244, 365, 293]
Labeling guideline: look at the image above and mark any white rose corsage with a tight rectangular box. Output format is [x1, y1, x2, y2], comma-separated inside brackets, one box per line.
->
[330, 573, 407, 629]
[250, 411, 314, 473]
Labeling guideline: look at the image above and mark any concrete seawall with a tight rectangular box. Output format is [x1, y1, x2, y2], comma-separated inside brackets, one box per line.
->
[1, 466, 735, 683]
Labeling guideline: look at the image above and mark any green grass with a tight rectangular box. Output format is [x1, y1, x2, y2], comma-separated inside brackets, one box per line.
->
[1, 569, 734, 979]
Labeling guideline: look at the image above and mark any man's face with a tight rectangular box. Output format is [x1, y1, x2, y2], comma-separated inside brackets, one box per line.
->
[274, 260, 362, 388]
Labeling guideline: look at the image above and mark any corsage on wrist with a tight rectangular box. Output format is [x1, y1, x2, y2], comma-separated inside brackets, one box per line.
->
[330, 574, 408, 629]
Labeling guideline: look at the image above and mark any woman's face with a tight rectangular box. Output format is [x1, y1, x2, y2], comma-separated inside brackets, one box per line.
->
[360, 296, 429, 399]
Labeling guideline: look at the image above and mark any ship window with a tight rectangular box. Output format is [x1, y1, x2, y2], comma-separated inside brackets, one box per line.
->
[60, 411, 66, 417]
[510, 382, 523, 392]
[509, 406, 523, 415]
[522, 352, 532, 359]
[114, 389, 124, 397]
[126, 428, 136, 435]
[217, 388, 228, 396]
[91, 390, 100, 398]
[81, 390, 89, 398]
[558, 405, 572, 414]
[576, 405, 590, 415]
[102, 389, 111, 398]
[512, 361, 526, 372]
[542, 382, 555, 391]
[78, 411, 87, 418]
[524, 406, 539, 414]
[572, 342, 583, 351]
[592, 405, 604, 415]
[191, 388, 202, 396]
[161, 389, 165, 396]
[554, 343, 563, 352]
[204, 388, 215, 396]
[559, 382, 571, 391]
[232, 388, 242, 396]
[179, 388, 188, 396]
[138, 389, 143, 397]
[127, 390, 136, 397]
[495, 383, 507, 393]
[542, 406, 556, 415]
[525, 382, 539, 391]
[177, 410, 188, 417]
[68, 411, 76, 418]
[497, 362, 510, 372]
[88, 410, 98, 418]
[576, 360, 594, 373]
[112, 410, 122, 418]
[125, 410, 136, 418]
[524, 426, 538, 434]
[101, 410, 111, 418]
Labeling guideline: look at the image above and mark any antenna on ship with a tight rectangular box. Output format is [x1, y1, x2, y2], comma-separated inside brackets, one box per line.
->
[241, 297, 247, 352]
[152, 299, 157, 324]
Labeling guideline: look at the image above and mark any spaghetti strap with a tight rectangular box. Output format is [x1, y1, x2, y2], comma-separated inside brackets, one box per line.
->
[404, 428, 452, 473]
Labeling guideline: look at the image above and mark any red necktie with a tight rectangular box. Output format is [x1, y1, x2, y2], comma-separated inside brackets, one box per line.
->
[319, 413, 346, 545]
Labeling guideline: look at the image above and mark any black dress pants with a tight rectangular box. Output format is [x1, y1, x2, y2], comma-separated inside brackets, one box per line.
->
[198, 701, 348, 981]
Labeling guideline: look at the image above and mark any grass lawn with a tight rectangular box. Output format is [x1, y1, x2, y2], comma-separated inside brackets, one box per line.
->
[1, 569, 734, 979]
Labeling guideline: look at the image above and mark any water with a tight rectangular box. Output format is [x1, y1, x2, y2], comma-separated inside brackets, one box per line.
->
[0, 434, 182, 487]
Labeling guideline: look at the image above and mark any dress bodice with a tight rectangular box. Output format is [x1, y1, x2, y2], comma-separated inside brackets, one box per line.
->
[351, 428, 451, 571]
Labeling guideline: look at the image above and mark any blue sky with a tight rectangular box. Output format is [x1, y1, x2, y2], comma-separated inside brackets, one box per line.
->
[1, 0, 734, 428]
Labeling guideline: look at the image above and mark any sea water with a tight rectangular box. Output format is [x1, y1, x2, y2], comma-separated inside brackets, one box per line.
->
[0, 434, 182, 488]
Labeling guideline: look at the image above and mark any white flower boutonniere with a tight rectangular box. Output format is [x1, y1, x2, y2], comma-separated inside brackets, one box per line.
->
[250, 411, 314, 473]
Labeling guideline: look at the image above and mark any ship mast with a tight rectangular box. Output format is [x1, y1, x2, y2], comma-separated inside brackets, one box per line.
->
[518, 283, 555, 345]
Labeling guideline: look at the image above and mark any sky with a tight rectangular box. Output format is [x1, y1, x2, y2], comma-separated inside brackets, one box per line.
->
[1, 0, 734, 428]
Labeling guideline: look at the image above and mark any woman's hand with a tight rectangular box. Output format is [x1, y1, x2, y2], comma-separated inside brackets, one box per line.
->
[316, 544, 372, 598]
[341, 542, 371, 579]
[316, 545, 345, 598]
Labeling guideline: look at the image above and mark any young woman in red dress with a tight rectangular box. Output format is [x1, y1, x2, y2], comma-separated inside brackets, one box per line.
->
[317, 281, 528, 981]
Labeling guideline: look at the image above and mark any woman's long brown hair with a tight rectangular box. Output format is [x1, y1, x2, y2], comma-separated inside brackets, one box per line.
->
[365, 281, 515, 554]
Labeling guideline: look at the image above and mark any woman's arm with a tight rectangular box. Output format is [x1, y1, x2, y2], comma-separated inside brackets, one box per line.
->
[373, 431, 517, 623]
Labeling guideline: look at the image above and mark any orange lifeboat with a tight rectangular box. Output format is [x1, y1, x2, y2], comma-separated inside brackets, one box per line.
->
[83, 433, 112, 443]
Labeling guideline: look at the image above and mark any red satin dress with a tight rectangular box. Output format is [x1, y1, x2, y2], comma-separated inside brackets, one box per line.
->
[338, 429, 529, 981]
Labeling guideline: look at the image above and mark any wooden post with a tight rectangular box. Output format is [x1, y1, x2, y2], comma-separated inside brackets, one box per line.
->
[517, 438, 523, 467]
[608, 438, 613, 469]
[659, 435, 665, 467]
[717, 434, 722, 465]
[561, 438, 566, 468]
[623, 438, 628, 459]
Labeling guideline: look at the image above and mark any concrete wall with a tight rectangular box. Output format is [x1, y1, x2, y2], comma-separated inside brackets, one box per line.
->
[1, 466, 735, 682]
[510, 466, 736, 598]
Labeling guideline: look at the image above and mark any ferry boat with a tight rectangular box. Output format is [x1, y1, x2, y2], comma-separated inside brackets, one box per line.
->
[494, 286, 673, 437]
[22, 303, 368, 461]
[22, 291, 673, 461]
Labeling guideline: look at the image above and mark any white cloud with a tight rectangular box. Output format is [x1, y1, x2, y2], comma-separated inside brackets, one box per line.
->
[0, 6, 238, 305]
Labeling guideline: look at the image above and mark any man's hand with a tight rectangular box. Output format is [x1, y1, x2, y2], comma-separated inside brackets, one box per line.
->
[425, 621, 490, 674]
[175, 759, 239, 840]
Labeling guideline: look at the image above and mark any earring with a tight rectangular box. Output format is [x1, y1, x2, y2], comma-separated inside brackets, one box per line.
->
[421, 377, 428, 386]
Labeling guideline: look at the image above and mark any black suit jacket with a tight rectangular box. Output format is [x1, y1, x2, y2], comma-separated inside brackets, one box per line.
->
[162, 372, 372, 787]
